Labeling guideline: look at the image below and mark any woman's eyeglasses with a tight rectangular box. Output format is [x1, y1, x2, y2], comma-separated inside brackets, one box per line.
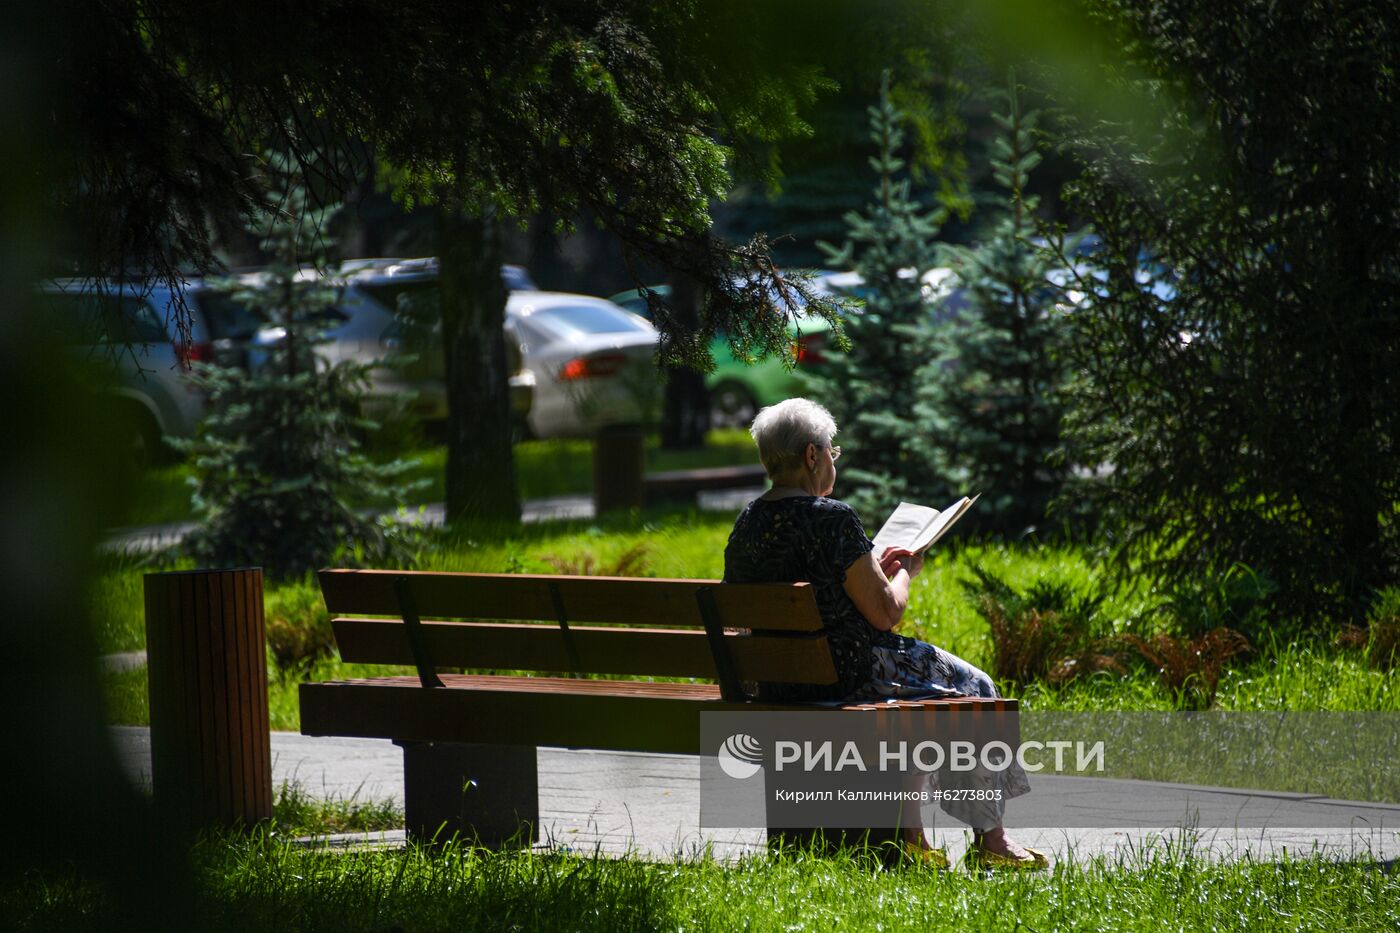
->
[828, 445, 842, 462]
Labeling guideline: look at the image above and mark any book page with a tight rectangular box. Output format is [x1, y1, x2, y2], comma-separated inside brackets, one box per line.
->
[917, 493, 980, 552]
[871, 494, 981, 555]
[870, 502, 939, 554]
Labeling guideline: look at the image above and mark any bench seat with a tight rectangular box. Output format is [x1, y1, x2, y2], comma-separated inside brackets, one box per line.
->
[302, 673, 1014, 754]
[643, 464, 768, 502]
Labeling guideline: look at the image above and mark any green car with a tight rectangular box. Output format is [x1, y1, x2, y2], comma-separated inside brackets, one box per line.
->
[608, 274, 849, 428]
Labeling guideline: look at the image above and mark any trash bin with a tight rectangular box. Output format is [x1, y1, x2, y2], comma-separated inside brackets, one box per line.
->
[143, 568, 272, 828]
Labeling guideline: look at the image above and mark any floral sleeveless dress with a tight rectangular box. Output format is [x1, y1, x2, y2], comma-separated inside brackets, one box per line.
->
[723, 494, 1030, 827]
[723, 494, 989, 701]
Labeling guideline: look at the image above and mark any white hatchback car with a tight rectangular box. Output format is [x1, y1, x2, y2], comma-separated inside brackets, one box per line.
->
[251, 261, 659, 439]
[505, 293, 660, 438]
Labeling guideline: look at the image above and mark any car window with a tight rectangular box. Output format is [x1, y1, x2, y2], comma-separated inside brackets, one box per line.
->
[40, 291, 168, 345]
[510, 316, 551, 354]
[367, 281, 442, 350]
[520, 303, 651, 341]
[360, 280, 440, 319]
[612, 294, 651, 318]
[193, 289, 266, 339]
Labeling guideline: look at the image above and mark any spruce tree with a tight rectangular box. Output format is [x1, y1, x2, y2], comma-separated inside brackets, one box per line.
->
[181, 152, 419, 580]
[815, 76, 948, 519]
[917, 75, 1068, 535]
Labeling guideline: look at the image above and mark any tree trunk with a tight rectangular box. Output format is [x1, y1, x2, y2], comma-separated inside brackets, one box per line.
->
[438, 205, 521, 525]
[660, 255, 711, 450]
[527, 215, 568, 291]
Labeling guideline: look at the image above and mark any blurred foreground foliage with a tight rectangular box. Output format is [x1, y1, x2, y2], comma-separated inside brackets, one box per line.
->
[1050, 0, 1400, 626]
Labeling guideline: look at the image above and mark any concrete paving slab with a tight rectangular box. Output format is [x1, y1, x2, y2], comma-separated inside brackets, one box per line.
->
[110, 727, 1400, 864]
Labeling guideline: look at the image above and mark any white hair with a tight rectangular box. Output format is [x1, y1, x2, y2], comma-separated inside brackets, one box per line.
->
[749, 397, 838, 477]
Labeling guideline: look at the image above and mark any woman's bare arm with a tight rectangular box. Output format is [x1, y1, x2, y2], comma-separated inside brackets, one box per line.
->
[843, 550, 912, 631]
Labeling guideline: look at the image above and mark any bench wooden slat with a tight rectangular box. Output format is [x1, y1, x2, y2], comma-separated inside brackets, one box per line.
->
[319, 569, 824, 631]
[300, 675, 1015, 755]
[643, 464, 768, 499]
[332, 618, 838, 684]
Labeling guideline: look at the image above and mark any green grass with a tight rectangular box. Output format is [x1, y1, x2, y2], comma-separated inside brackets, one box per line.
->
[121, 429, 759, 528]
[98, 519, 1400, 732]
[5, 832, 1398, 931]
[1019, 642, 1400, 712]
[270, 780, 402, 836]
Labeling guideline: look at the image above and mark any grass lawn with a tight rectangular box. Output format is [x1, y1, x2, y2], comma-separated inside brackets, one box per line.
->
[6, 832, 1398, 931]
[98, 513, 1400, 730]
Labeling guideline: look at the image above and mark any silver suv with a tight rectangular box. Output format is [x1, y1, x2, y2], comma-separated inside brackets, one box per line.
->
[41, 278, 263, 463]
[250, 258, 537, 433]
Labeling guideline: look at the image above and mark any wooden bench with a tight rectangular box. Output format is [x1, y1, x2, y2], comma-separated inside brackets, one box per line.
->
[642, 463, 768, 504]
[300, 568, 1017, 853]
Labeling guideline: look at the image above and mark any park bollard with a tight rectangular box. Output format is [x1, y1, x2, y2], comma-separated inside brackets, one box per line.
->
[592, 423, 645, 513]
[143, 568, 272, 829]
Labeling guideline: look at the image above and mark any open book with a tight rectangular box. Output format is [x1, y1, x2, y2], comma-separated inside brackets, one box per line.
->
[870, 494, 980, 555]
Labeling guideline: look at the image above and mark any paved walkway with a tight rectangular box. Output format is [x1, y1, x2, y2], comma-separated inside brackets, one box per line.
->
[100, 488, 761, 556]
[110, 728, 1400, 864]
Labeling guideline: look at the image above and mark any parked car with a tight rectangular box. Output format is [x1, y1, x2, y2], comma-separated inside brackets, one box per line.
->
[609, 268, 972, 428]
[608, 271, 850, 428]
[248, 259, 537, 435]
[506, 294, 661, 438]
[39, 277, 265, 463]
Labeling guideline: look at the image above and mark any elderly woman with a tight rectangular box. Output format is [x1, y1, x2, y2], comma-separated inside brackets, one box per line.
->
[724, 397, 1045, 870]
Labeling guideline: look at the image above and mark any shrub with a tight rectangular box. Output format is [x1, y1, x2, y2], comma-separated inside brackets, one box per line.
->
[962, 563, 1111, 687]
[1055, 0, 1400, 625]
[1337, 586, 1400, 671]
[1152, 563, 1277, 646]
[540, 542, 653, 578]
[812, 74, 949, 518]
[918, 72, 1070, 536]
[180, 152, 423, 580]
[1114, 628, 1251, 710]
[263, 582, 335, 680]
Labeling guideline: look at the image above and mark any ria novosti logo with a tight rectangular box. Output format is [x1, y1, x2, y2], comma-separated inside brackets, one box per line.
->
[717, 733, 764, 779]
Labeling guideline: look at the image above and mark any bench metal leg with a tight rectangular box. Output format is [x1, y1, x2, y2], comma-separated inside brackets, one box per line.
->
[396, 741, 539, 847]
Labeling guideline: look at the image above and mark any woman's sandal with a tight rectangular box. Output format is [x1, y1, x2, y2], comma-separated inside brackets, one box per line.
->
[964, 842, 1049, 872]
[898, 840, 951, 870]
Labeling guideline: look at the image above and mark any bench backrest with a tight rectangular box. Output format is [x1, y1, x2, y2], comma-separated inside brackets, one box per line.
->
[319, 569, 837, 700]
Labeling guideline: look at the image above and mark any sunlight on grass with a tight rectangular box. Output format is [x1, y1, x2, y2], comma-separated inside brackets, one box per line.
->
[98, 511, 1400, 731]
[5, 831, 1398, 931]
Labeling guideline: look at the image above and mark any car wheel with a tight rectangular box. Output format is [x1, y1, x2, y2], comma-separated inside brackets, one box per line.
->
[118, 403, 164, 470]
[709, 381, 758, 430]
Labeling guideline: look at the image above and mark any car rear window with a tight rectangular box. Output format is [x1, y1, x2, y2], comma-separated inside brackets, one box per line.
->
[521, 303, 652, 341]
[360, 280, 440, 318]
[192, 290, 268, 339]
[40, 292, 168, 345]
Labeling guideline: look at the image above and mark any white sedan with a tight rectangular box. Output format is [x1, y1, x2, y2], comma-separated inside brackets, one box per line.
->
[505, 293, 661, 439]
